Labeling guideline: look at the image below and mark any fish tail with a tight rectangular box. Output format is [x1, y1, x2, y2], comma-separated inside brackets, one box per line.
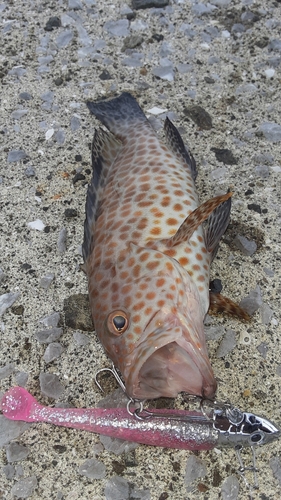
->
[209, 292, 250, 321]
[86, 92, 149, 140]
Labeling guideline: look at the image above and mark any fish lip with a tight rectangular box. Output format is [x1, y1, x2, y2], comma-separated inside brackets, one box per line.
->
[123, 322, 216, 400]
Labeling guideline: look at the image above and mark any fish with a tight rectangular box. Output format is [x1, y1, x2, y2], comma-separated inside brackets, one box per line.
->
[83, 92, 246, 401]
[1, 387, 280, 452]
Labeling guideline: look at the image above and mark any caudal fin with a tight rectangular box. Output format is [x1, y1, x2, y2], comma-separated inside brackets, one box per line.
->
[86, 92, 149, 140]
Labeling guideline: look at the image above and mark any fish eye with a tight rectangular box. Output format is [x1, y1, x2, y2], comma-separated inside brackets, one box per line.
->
[107, 310, 129, 335]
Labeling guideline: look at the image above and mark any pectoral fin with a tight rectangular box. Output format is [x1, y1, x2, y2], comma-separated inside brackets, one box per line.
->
[209, 292, 250, 321]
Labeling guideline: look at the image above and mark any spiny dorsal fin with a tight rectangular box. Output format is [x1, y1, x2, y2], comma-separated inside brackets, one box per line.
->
[82, 128, 121, 262]
[164, 117, 197, 180]
[205, 193, 231, 257]
[164, 192, 232, 249]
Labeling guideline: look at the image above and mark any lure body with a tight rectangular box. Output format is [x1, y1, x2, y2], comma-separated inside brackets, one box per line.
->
[83, 93, 235, 400]
[1, 387, 279, 452]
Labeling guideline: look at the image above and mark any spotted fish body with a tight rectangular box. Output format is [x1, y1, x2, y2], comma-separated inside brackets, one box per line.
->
[83, 93, 232, 400]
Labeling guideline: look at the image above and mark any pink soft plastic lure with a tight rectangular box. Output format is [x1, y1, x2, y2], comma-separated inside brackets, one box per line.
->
[1, 387, 280, 452]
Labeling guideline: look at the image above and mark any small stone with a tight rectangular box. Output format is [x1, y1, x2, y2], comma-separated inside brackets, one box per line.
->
[209, 279, 222, 293]
[204, 325, 225, 342]
[0, 363, 15, 380]
[78, 458, 106, 479]
[39, 312, 60, 328]
[45, 128, 55, 140]
[44, 16, 61, 31]
[104, 20, 129, 37]
[24, 166, 36, 177]
[39, 273, 55, 289]
[10, 476, 38, 499]
[43, 343, 64, 363]
[191, 2, 216, 16]
[27, 219, 45, 231]
[258, 122, 281, 143]
[257, 342, 268, 359]
[2, 464, 16, 479]
[35, 327, 63, 344]
[55, 129, 65, 144]
[152, 65, 174, 81]
[263, 267, 274, 277]
[7, 150, 27, 162]
[265, 68, 275, 79]
[73, 331, 90, 345]
[73, 172, 86, 184]
[11, 110, 28, 120]
[268, 39, 281, 52]
[260, 303, 274, 325]
[40, 91, 54, 103]
[132, 0, 169, 8]
[54, 77, 63, 86]
[184, 455, 207, 486]
[64, 208, 78, 218]
[56, 29, 74, 49]
[57, 228, 67, 253]
[69, 0, 83, 9]
[221, 475, 240, 500]
[216, 330, 237, 358]
[0, 416, 30, 447]
[15, 372, 29, 387]
[121, 34, 143, 51]
[247, 203, 261, 214]
[71, 115, 81, 131]
[39, 372, 64, 399]
[100, 435, 138, 455]
[255, 165, 269, 178]
[239, 286, 262, 316]
[105, 476, 129, 500]
[211, 148, 237, 165]
[236, 83, 258, 95]
[99, 70, 112, 80]
[64, 294, 94, 331]
[6, 442, 30, 462]
[270, 456, 281, 485]
[19, 92, 32, 101]
[0, 292, 20, 316]
[12, 305, 24, 315]
[233, 234, 257, 256]
[0, 268, 6, 284]
[184, 105, 212, 130]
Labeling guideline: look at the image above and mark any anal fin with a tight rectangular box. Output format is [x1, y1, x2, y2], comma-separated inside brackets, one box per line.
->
[209, 292, 250, 321]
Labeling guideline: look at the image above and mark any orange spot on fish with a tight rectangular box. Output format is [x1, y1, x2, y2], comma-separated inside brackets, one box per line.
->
[198, 275, 205, 282]
[157, 300, 165, 308]
[133, 265, 141, 278]
[193, 264, 200, 271]
[196, 253, 203, 261]
[166, 218, 178, 226]
[134, 326, 142, 335]
[144, 307, 153, 315]
[132, 314, 141, 323]
[164, 248, 177, 258]
[179, 257, 190, 267]
[133, 301, 145, 311]
[150, 227, 161, 236]
[166, 262, 174, 272]
[146, 292, 156, 300]
[173, 203, 183, 211]
[140, 252, 149, 262]
[146, 261, 160, 270]
[156, 278, 166, 287]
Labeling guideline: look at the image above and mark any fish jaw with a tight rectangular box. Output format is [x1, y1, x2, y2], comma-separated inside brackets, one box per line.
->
[122, 311, 217, 400]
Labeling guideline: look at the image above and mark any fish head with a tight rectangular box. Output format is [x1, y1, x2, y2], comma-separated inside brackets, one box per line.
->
[91, 244, 216, 400]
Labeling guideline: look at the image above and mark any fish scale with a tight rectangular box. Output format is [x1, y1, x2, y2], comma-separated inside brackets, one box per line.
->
[83, 92, 237, 400]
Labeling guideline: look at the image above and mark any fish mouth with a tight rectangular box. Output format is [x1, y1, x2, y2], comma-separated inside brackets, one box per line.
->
[124, 322, 217, 400]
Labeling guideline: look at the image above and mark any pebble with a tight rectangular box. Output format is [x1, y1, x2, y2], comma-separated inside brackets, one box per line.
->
[221, 475, 240, 500]
[211, 148, 237, 165]
[43, 342, 64, 363]
[216, 330, 237, 358]
[233, 234, 257, 256]
[258, 122, 281, 142]
[2, 464, 16, 479]
[39, 273, 55, 289]
[184, 105, 212, 130]
[64, 208, 78, 218]
[19, 92, 32, 100]
[10, 476, 38, 499]
[0, 416, 30, 447]
[257, 342, 268, 359]
[104, 476, 129, 500]
[6, 442, 30, 462]
[27, 219, 45, 231]
[64, 294, 94, 331]
[99, 435, 138, 456]
[57, 228, 67, 253]
[204, 325, 225, 342]
[73, 331, 90, 345]
[45, 128, 55, 140]
[0, 268, 6, 284]
[239, 285, 263, 316]
[152, 65, 174, 81]
[55, 129, 66, 144]
[39, 372, 65, 399]
[235, 83, 258, 95]
[0, 292, 21, 316]
[44, 16, 61, 31]
[39, 311, 60, 327]
[24, 165, 36, 177]
[7, 150, 27, 162]
[255, 165, 269, 178]
[0, 362, 15, 380]
[70, 115, 81, 131]
[11, 110, 28, 120]
[35, 327, 63, 344]
[56, 29, 74, 49]
[132, 0, 168, 8]
[260, 303, 274, 325]
[15, 371, 29, 387]
[78, 458, 106, 479]
[184, 455, 207, 486]
[103, 20, 129, 37]
[269, 456, 281, 485]
[69, 0, 83, 10]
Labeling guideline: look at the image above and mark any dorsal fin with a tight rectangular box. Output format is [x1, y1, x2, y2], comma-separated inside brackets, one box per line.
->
[163, 192, 232, 249]
[164, 117, 197, 180]
[205, 193, 231, 258]
[82, 128, 121, 262]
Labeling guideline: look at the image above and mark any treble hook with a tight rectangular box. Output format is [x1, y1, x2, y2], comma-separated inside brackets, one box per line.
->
[94, 363, 126, 394]
[235, 445, 259, 499]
